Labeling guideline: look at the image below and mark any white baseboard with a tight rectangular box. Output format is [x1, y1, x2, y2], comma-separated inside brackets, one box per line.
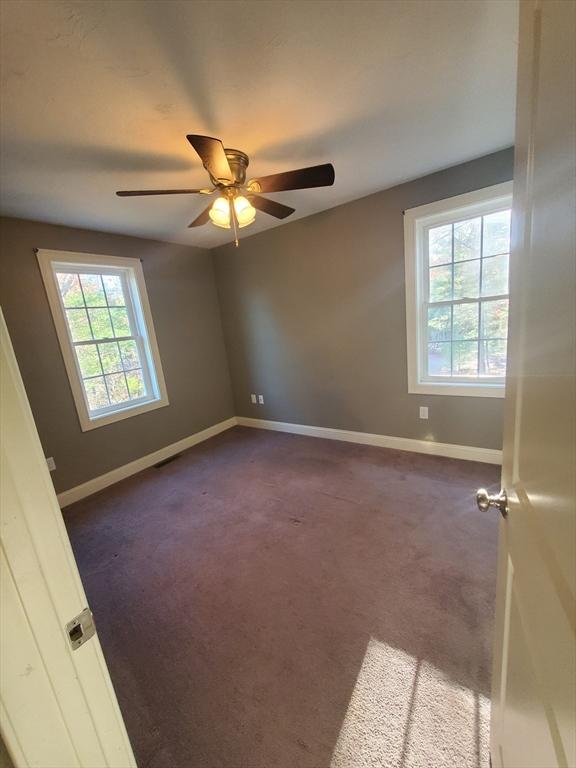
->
[236, 417, 502, 464]
[58, 414, 501, 507]
[57, 417, 238, 508]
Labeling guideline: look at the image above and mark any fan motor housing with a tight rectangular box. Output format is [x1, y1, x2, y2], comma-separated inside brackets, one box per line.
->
[211, 148, 249, 187]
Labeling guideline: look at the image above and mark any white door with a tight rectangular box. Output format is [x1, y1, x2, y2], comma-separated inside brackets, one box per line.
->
[0, 307, 137, 768]
[487, 1, 576, 767]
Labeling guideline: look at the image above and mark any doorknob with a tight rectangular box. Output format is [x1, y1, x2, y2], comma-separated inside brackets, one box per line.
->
[476, 488, 508, 518]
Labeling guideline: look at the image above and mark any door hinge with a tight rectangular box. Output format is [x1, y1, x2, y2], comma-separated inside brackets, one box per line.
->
[66, 608, 96, 650]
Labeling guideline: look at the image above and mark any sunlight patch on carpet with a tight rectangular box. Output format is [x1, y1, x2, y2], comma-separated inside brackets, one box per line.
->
[331, 638, 490, 768]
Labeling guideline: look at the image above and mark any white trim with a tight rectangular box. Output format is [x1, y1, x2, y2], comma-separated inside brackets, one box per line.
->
[404, 182, 513, 398]
[1, 307, 136, 766]
[57, 413, 501, 508]
[404, 182, 513, 224]
[236, 417, 502, 464]
[37, 248, 169, 431]
[58, 417, 238, 507]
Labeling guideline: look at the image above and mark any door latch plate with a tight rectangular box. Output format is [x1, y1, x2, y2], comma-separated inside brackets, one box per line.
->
[66, 608, 96, 650]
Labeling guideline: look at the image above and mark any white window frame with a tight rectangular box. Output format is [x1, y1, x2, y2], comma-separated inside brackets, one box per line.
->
[404, 181, 513, 398]
[37, 249, 169, 431]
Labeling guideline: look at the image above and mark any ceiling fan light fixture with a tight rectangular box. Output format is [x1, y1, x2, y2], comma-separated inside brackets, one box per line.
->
[208, 194, 256, 230]
[117, 134, 335, 238]
[234, 195, 256, 228]
[209, 196, 232, 228]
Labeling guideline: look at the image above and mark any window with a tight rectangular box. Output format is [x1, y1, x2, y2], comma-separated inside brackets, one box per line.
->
[38, 250, 168, 430]
[404, 182, 513, 397]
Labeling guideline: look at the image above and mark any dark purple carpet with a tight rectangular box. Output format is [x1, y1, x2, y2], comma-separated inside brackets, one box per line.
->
[64, 426, 500, 768]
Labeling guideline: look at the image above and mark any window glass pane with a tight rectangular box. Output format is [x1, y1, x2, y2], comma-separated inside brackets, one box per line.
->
[106, 373, 130, 404]
[428, 225, 452, 266]
[99, 342, 122, 374]
[482, 340, 507, 376]
[110, 307, 131, 337]
[102, 274, 125, 306]
[453, 260, 480, 299]
[427, 306, 451, 342]
[452, 341, 478, 376]
[453, 303, 479, 340]
[428, 342, 451, 375]
[57, 273, 84, 307]
[84, 376, 109, 411]
[483, 210, 511, 257]
[75, 344, 102, 378]
[126, 369, 146, 399]
[119, 340, 141, 370]
[66, 309, 92, 342]
[482, 299, 509, 339]
[481, 254, 509, 297]
[80, 274, 107, 306]
[429, 264, 452, 301]
[88, 308, 113, 339]
[454, 217, 481, 262]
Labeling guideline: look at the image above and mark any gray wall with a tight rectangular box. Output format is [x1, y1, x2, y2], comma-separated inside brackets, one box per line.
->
[214, 148, 514, 450]
[0, 217, 234, 492]
[0, 148, 512, 496]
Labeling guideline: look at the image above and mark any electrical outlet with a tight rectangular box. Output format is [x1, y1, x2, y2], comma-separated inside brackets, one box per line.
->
[419, 406, 429, 420]
[258, 394, 264, 404]
[46, 457, 56, 472]
[250, 394, 257, 404]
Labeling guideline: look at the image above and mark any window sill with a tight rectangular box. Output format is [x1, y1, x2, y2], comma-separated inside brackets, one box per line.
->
[79, 395, 169, 432]
[409, 381, 505, 398]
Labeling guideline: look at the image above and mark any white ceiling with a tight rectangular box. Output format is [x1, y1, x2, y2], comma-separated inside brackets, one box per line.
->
[0, 0, 518, 248]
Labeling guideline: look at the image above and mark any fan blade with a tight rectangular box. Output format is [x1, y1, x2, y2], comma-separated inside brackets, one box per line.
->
[116, 189, 211, 197]
[251, 163, 334, 193]
[248, 194, 295, 220]
[186, 135, 233, 183]
[188, 204, 212, 228]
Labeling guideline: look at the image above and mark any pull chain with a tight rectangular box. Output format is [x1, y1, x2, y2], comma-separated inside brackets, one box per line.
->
[230, 197, 239, 247]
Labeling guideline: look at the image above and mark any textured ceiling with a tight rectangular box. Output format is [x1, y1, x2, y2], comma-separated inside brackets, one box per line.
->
[0, 0, 518, 248]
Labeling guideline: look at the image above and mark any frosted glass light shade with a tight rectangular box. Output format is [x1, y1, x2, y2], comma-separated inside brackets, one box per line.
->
[209, 197, 231, 229]
[209, 195, 256, 230]
[234, 196, 256, 227]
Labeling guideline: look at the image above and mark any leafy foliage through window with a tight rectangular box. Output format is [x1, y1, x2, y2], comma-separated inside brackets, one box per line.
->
[56, 271, 149, 413]
[426, 209, 510, 379]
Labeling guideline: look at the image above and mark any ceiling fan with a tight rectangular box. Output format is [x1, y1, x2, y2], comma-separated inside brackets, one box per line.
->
[116, 134, 335, 246]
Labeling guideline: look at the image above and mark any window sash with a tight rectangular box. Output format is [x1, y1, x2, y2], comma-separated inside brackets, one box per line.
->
[420, 207, 510, 383]
[72, 338, 153, 417]
[55, 267, 157, 416]
[420, 295, 509, 384]
[420, 308, 508, 384]
[423, 296, 508, 377]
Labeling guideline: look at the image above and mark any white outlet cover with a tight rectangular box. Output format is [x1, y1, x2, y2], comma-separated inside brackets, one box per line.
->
[46, 456, 56, 471]
[250, 394, 257, 404]
[258, 395, 264, 404]
[419, 406, 429, 420]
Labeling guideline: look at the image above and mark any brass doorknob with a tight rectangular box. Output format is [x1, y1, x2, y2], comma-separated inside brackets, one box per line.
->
[476, 488, 508, 518]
